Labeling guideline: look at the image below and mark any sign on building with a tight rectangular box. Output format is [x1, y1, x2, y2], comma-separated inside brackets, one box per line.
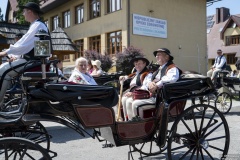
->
[133, 14, 167, 38]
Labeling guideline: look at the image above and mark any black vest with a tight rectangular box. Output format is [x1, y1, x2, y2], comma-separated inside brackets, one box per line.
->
[23, 19, 53, 61]
[151, 61, 174, 81]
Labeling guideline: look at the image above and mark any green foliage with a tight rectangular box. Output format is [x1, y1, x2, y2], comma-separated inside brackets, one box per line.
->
[84, 50, 113, 72]
[116, 46, 144, 74]
[0, 8, 3, 21]
[16, 0, 40, 24]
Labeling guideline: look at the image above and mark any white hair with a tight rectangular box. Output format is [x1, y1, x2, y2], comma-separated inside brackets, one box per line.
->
[75, 57, 87, 66]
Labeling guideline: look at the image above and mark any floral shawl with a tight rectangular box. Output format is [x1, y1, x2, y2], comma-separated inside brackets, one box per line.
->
[68, 68, 97, 85]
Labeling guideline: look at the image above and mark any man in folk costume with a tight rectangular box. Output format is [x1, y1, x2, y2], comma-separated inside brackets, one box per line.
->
[119, 56, 152, 121]
[131, 48, 182, 119]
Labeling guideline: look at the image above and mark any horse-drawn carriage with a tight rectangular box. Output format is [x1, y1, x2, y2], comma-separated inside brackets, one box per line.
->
[0, 33, 230, 159]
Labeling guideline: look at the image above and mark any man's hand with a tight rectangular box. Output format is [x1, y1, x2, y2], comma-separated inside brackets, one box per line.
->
[123, 92, 132, 97]
[119, 76, 126, 81]
[0, 51, 7, 57]
[148, 82, 158, 93]
[7, 57, 16, 62]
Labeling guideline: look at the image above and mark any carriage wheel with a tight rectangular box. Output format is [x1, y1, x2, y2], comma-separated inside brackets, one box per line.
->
[167, 104, 229, 160]
[0, 137, 51, 160]
[14, 122, 51, 150]
[215, 92, 232, 114]
[131, 131, 167, 156]
[2, 97, 22, 112]
[192, 96, 210, 112]
[1, 122, 51, 151]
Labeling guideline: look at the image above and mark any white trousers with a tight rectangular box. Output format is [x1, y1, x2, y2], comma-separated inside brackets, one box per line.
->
[207, 68, 221, 80]
[121, 96, 133, 121]
[0, 59, 27, 106]
[122, 96, 156, 120]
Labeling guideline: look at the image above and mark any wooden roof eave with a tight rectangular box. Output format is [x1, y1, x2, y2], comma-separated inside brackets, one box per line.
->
[220, 15, 240, 39]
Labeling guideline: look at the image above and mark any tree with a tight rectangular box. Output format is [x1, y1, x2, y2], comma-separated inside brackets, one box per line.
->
[116, 46, 144, 74]
[0, 8, 3, 21]
[84, 50, 113, 72]
[16, 0, 40, 24]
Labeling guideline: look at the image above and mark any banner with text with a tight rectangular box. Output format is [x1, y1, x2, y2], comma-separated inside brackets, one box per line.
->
[133, 14, 167, 38]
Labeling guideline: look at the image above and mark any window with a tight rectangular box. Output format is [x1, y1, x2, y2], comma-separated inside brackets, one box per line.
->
[89, 36, 101, 53]
[63, 55, 70, 62]
[227, 54, 237, 64]
[63, 10, 71, 28]
[76, 4, 84, 24]
[107, 31, 122, 55]
[75, 39, 84, 57]
[89, 0, 100, 19]
[52, 15, 59, 30]
[44, 20, 49, 28]
[107, 0, 122, 13]
[226, 35, 240, 46]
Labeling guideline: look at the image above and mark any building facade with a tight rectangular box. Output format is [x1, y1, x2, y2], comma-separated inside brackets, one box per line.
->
[207, 7, 240, 71]
[5, 0, 216, 74]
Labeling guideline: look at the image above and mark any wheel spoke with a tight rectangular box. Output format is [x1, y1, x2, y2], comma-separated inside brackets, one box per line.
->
[179, 147, 194, 160]
[201, 111, 217, 137]
[180, 118, 196, 139]
[204, 122, 223, 138]
[202, 147, 215, 160]
[206, 135, 226, 142]
[199, 107, 207, 136]
[190, 147, 196, 160]
[208, 145, 224, 152]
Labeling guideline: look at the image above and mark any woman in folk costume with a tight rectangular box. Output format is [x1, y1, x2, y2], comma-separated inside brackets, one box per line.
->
[119, 56, 152, 121]
[68, 57, 97, 85]
[131, 48, 182, 119]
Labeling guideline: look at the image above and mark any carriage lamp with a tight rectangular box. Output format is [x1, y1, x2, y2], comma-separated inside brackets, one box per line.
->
[34, 29, 51, 79]
[34, 29, 51, 58]
[34, 40, 50, 57]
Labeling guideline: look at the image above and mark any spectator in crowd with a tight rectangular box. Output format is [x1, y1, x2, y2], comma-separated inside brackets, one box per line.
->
[90, 60, 103, 77]
[56, 60, 67, 80]
[207, 49, 226, 81]
[87, 60, 93, 74]
[130, 48, 182, 120]
[68, 57, 97, 85]
[230, 70, 238, 77]
[119, 55, 152, 121]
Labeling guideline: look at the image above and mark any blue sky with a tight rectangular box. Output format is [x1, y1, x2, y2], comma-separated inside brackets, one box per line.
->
[207, 0, 240, 16]
[0, 0, 240, 20]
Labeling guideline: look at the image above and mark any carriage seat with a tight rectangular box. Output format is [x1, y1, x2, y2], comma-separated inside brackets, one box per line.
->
[135, 100, 187, 119]
[29, 84, 118, 108]
[21, 72, 58, 81]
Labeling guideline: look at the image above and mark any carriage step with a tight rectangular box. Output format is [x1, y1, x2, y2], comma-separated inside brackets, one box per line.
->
[102, 140, 114, 148]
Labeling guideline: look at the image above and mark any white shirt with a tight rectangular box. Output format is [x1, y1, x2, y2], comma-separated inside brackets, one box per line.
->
[129, 70, 152, 90]
[5, 20, 48, 56]
[68, 68, 97, 85]
[155, 63, 180, 88]
[213, 55, 226, 69]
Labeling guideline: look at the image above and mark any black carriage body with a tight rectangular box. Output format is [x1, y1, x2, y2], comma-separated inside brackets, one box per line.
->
[24, 77, 215, 147]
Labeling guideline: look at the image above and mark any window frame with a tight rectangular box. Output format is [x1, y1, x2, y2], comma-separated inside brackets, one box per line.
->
[107, 31, 122, 55]
[75, 4, 84, 24]
[63, 10, 71, 28]
[225, 35, 240, 46]
[89, 0, 101, 19]
[226, 53, 237, 64]
[75, 39, 84, 57]
[89, 35, 101, 53]
[52, 15, 59, 31]
[107, 0, 122, 13]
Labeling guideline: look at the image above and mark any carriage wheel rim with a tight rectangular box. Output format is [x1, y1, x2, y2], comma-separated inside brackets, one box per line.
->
[167, 104, 230, 160]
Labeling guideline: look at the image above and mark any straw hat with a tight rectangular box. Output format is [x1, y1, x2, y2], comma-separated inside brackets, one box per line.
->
[91, 60, 101, 69]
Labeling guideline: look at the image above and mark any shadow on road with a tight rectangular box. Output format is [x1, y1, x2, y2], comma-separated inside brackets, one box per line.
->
[46, 125, 93, 143]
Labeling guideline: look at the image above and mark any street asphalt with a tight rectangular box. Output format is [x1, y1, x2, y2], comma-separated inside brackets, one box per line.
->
[41, 98, 240, 160]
